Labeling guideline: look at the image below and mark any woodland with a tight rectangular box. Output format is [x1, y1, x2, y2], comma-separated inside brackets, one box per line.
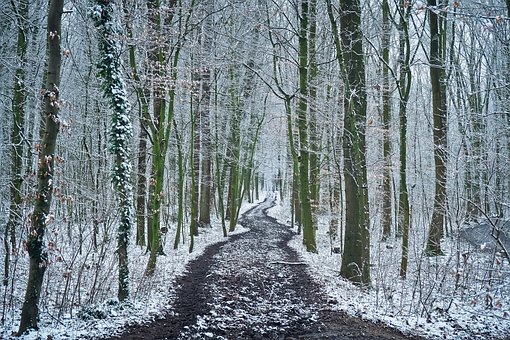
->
[0, 0, 509, 338]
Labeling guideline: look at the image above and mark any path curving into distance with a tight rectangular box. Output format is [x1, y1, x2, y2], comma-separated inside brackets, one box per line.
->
[106, 195, 419, 339]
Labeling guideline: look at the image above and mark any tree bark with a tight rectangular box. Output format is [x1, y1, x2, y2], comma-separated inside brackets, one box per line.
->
[189, 66, 201, 242]
[173, 118, 185, 249]
[227, 69, 241, 232]
[298, 0, 316, 252]
[381, 0, 392, 240]
[18, 0, 64, 334]
[146, 0, 166, 264]
[123, 0, 149, 247]
[4, 0, 29, 286]
[92, 0, 135, 302]
[146, 0, 195, 271]
[397, 1, 412, 278]
[308, 0, 320, 215]
[425, 0, 447, 256]
[337, 0, 371, 285]
[199, 66, 212, 227]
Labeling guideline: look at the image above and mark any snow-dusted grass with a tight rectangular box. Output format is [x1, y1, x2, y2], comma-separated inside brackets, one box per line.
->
[268, 194, 510, 339]
[1, 198, 262, 340]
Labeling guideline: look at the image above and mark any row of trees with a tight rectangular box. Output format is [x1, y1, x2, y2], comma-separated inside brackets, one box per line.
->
[0, 0, 509, 335]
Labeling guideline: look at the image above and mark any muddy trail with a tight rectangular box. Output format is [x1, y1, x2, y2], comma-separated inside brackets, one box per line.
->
[106, 197, 419, 339]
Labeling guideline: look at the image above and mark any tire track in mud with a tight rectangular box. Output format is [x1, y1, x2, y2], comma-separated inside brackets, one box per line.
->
[107, 196, 419, 339]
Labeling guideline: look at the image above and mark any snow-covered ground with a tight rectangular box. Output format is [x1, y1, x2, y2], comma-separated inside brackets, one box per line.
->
[4, 193, 509, 339]
[268, 193, 510, 339]
[1, 199, 261, 340]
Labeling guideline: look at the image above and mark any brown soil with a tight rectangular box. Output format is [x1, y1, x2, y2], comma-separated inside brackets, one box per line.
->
[105, 198, 422, 340]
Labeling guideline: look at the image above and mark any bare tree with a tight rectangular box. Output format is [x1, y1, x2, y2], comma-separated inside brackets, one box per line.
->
[4, 0, 29, 286]
[17, 0, 64, 334]
[425, 1, 448, 256]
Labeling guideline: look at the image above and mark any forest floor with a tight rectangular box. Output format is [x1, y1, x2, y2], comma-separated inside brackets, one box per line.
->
[459, 220, 510, 255]
[105, 198, 420, 340]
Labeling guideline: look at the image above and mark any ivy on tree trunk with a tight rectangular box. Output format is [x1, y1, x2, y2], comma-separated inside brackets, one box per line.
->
[91, 0, 134, 301]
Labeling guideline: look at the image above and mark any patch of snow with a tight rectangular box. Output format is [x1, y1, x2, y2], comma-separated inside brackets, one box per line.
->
[267, 193, 510, 339]
[1, 196, 264, 340]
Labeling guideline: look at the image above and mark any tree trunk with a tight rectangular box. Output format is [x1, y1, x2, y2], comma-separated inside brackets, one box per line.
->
[199, 66, 212, 227]
[397, 1, 412, 278]
[227, 93, 241, 232]
[463, 33, 485, 220]
[285, 98, 300, 231]
[212, 73, 228, 237]
[173, 118, 185, 249]
[298, 0, 316, 252]
[4, 0, 29, 286]
[146, 0, 194, 272]
[337, 0, 370, 285]
[216, 151, 228, 237]
[255, 172, 259, 201]
[146, 0, 166, 265]
[189, 67, 201, 242]
[326, 2, 345, 251]
[189, 68, 201, 252]
[123, 0, 149, 247]
[308, 0, 320, 215]
[381, 0, 392, 240]
[18, 0, 64, 334]
[92, 0, 135, 302]
[425, 0, 447, 256]
[135, 126, 148, 246]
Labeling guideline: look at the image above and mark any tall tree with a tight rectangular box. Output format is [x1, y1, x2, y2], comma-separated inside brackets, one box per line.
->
[213, 82, 229, 237]
[298, 0, 316, 252]
[122, 0, 149, 247]
[146, 0, 169, 261]
[396, 0, 412, 278]
[380, 0, 392, 240]
[189, 64, 201, 243]
[308, 0, 320, 214]
[335, 0, 371, 284]
[198, 27, 213, 228]
[425, 0, 447, 256]
[17, 0, 64, 334]
[145, 0, 195, 272]
[189, 65, 201, 251]
[226, 67, 242, 232]
[4, 0, 29, 286]
[173, 117, 185, 248]
[92, 0, 135, 302]
[190, 3, 217, 232]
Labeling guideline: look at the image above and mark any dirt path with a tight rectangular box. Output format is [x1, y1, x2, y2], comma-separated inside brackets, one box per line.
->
[107, 198, 420, 339]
